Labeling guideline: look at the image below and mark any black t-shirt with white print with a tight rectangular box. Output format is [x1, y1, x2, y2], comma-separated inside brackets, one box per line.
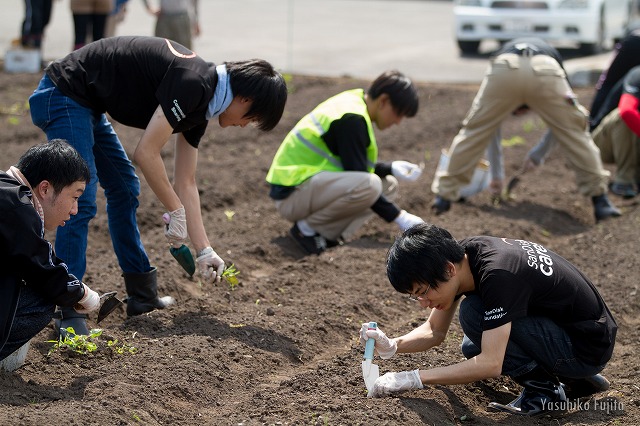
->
[46, 36, 218, 148]
[461, 236, 617, 366]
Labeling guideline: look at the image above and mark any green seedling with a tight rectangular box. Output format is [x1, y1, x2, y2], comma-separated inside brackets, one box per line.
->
[221, 263, 241, 290]
[224, 210, 236, 221]
[47, 327, 103, 355]
[107, 339, 138, 355]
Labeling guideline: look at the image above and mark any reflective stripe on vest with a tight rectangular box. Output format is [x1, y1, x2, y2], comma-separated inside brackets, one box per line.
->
[266, 89, 377, 187]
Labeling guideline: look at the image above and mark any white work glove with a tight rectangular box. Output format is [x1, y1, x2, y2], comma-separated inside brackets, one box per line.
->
[368, 370, 424, 398]
[196, 246, 225, 283]
[391, 161, 422, 182]
[164, 206, 188, 246]
[74, 283, 100, 314]
[359, 322, 398, 359]
[393, 210, 424, 231]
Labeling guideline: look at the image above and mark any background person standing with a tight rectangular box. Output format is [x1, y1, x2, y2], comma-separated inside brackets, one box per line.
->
[142, 0, 199, 50]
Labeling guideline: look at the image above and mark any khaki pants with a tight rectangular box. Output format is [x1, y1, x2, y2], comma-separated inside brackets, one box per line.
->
[432, 53, 609, 200]
[592, 108, 640, 184]
[274, 171, 398, 241]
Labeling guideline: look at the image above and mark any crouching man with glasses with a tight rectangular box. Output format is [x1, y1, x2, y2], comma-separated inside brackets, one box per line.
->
[358, 223, 616, 417]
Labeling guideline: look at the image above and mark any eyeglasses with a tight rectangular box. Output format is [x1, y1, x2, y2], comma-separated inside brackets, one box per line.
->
[408, 284, 430, 302]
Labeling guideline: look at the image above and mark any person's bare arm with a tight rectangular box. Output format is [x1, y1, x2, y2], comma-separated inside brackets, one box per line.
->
[395, 299, 460, 353]
[419, 322, 511, 385]
[173, 133, 210, 252]
[133, 106, 182, 213]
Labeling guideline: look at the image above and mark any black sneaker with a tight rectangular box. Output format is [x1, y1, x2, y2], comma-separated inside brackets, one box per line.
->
[326, 238, 343, 248]
[609, 182, 637, 199]
[592, 193, 622, 222]
[289, 224, 327, 255]
[560, 374, 610, 399]
[431, 196, 451, 215]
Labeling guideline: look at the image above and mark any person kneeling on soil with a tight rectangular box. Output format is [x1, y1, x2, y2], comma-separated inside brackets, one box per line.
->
[360, 223, 616, 416]
[590, 65, 640, 199]
[0, 140, 100, 368]
[266, 70, 424, 255]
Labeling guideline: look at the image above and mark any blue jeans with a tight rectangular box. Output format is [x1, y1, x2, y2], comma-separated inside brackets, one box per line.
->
[458, 294, 605, 379]
[0, 285, 54, 360]
[29, 74, 151, 279]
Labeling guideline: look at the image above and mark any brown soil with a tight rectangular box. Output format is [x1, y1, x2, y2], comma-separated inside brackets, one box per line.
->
[0, 70, 638, 426]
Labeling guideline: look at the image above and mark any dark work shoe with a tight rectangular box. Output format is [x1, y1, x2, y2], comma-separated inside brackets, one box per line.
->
[592, 193, 622, 222]
[560, 374, 610, 399]
[289, 224, 327, 255]
[609, 182, 637, 199]
[326, 238, 343, 248]
[431, 196, 451, 215]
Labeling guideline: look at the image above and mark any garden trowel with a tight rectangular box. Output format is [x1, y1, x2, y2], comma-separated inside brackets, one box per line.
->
[362, 321, 380, 392]
[162, 213, 196, 276]
[97, 292, 124, 323]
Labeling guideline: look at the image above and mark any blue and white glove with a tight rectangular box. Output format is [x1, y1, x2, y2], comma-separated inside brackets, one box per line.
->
[359, 323, 397, 359]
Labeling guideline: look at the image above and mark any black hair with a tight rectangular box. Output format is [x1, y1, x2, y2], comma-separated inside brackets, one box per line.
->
[16, 139, 90, 193]
[225, 59, 288, 131]
[386, 223, 465, 294]
[367, 70, 419, 117]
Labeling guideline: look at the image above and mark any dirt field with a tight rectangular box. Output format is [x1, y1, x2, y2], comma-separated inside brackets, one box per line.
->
[0, 69, 638, 426]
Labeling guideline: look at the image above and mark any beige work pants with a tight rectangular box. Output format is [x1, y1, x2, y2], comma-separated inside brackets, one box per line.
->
[275, 171, 398, 241]
[432, 53, 609, 200]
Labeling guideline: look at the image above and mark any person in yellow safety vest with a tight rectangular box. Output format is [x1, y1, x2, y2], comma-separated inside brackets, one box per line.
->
[266, 70, 425, 255]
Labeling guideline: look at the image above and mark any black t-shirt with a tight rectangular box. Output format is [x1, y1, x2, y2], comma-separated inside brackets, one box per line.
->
[46, 36, 218, 148]
[461, 236, 617, 366]
[591, 65, 640, 130]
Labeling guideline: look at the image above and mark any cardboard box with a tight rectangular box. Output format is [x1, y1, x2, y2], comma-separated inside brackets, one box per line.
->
[4, 48, 41, 73]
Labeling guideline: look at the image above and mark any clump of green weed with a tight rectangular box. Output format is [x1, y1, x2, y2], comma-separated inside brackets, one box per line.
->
[47, 327, 102, 355]
[47, 328, 138, 356]
[107, 339, 138, 355]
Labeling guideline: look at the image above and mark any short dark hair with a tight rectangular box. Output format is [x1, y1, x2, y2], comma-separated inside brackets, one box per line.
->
[225, 59, 288, 131]
[367, 70, 419, 118]
[386, 223, 465, 294]
[16, 139, 90, 193]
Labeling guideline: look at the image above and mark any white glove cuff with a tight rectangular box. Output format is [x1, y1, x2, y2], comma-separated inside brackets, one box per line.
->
[410, 369, 424, 389]
[379, 338, 398, 359]
[197, 246, 214, 258]
[78, 283, 92, 305]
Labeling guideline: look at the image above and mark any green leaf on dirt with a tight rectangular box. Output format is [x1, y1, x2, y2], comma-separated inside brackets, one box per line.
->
[221, 263, 241, 290]
[501, 136, 526, 147]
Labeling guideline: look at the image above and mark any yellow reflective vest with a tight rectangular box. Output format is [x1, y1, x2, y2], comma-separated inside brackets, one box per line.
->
[266, 89, 378, 187]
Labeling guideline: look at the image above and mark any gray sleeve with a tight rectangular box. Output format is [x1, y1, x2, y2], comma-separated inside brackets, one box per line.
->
[527, 129, 554, 165]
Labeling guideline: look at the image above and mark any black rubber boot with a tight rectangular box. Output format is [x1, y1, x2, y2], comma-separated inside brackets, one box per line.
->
[559, 374, 610, 399]
[123, 267, 175, 317]
[592, 193, 621, 222]
[489, 366, 567, 416]
[54, 307, 89, 337]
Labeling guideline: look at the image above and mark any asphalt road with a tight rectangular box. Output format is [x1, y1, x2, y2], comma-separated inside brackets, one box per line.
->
[2, 0, 611, 85]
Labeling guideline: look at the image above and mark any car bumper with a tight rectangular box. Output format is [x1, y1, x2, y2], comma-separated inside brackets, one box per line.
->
[454, 6, 601, 44]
